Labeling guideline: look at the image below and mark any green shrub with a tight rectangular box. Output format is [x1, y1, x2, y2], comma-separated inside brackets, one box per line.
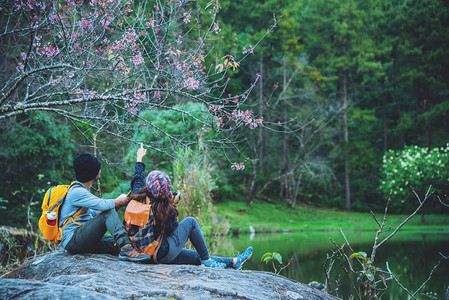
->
[0, 112, 74, 228]
[172, 147, 215, 226]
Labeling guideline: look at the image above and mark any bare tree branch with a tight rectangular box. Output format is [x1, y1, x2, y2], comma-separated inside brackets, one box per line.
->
[375, 187, 433, 250]
[386, 262, 417, 300]
[329, 238, 361, 300]
[410, 261, 441, 299]
[371, 193, 391, 261]
[277, 257, 293, 275]
[438, 196, 449, 208]
[370, 210, 382, 228]
[325, 187, 440, 300]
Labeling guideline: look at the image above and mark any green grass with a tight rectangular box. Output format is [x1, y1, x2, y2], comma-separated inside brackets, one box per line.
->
[210, 200, 449, 233]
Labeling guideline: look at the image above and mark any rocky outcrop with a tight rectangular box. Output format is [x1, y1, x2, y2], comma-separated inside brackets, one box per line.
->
[2, 252, 341, 300]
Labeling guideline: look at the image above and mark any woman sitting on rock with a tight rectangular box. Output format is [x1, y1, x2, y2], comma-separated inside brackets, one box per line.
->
[127, 146, 253, 268]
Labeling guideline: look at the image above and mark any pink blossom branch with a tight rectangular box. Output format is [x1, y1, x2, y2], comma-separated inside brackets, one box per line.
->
[0, 64, 76, 107]
[1, 0, 276, 159]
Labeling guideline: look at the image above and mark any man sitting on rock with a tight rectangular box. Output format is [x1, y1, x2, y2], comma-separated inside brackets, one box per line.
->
[59, 153, 150, 262]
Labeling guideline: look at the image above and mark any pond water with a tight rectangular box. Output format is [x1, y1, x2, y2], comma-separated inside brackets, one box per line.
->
[210, 230, 449, 299]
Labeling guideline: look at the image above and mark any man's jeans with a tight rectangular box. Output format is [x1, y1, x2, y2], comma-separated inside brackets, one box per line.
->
[65, 209, 130, 255]
[159, 217, 234, 267]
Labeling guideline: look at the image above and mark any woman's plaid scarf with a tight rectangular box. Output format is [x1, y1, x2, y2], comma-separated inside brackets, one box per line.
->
[129, 213, 156, 251]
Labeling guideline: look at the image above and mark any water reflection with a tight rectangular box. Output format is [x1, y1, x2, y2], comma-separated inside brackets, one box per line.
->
[249, 225, 255, 241]
[209, 231, 449, 299]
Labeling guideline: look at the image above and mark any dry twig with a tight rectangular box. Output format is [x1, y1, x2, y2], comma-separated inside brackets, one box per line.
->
[386, 262, 417, 300]
[438, 196, 449, 208]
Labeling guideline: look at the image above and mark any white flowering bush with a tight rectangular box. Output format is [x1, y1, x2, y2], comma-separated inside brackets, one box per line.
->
[379, 144, 449, 212]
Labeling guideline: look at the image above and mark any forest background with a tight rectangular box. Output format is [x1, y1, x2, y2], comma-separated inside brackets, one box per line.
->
[1, 0, 449, 230]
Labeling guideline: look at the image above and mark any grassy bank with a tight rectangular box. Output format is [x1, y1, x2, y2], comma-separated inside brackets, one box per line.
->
[210, 200, 449, 233]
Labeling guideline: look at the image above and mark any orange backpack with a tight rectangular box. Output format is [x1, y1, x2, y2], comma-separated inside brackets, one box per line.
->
[38, 182, 83, 244]
[124, 196, 161, 258]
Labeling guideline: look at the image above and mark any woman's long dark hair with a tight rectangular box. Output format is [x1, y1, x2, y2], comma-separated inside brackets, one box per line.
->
[130, 187, 177, 233]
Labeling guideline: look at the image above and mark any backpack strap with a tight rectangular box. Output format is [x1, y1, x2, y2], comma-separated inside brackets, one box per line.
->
[124, 191, 132, 231]
[60, 181, 86, 229]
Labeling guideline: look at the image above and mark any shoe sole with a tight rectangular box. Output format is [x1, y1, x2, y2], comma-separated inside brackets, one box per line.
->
[234, 250, 253, 270]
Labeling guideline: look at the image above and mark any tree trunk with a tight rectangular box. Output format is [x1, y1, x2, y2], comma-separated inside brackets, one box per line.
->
[423, 80, 431, 151]
[258, 55, 264, 171]
[394, 83, 405, 146]
[444, 113, 448, 141]
[382, 80, 388, 152]
[287, 172, 295, 208]
[423, 97, 431, 151]
[93, 132, 101, 197]
[342, 46, 351, 210]
[289, 172, 303, 210]
[281, 57, 288, 199]
[247, 159, 256, 207]
[414, 79, 421, 118]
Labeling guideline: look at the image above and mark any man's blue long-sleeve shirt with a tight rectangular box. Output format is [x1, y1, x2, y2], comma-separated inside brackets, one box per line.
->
[59, 182, 115, 248]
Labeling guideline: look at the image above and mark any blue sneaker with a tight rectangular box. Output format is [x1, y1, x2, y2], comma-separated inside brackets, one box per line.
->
[118, 244, 152, 263]
[200, 258, 226, 268]
[233, 246, 253, 269]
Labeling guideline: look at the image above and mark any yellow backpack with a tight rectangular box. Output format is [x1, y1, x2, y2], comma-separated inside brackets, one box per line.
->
[38, 182, 83, 244]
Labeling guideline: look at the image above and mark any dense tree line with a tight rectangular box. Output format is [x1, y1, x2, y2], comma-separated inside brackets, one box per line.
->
[1, 0, 449, 227]
[211, 0, 449, 212]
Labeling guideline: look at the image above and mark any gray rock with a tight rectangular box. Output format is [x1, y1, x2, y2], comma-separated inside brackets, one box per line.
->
[2, 252, 341, 300]
[1, 279, 116, 299]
